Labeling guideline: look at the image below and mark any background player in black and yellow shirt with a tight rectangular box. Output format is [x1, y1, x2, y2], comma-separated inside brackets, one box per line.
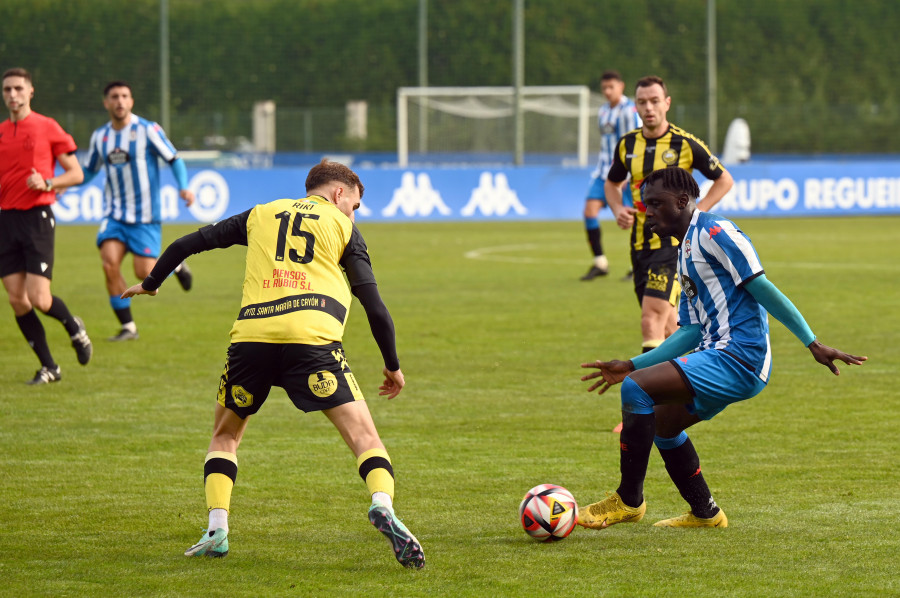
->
[604, 75, 734, 356]
[122, 160, 424, 569]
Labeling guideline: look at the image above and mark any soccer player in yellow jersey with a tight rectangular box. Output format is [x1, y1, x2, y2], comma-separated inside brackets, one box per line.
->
[604, 75, 734, 357]
[122, 160, 424, 568]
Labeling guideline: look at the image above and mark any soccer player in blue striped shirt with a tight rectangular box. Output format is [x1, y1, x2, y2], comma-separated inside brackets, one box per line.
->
[577, 167, 866, 529]
[580, 70, 642, 281]
[82, 81, 195, 341]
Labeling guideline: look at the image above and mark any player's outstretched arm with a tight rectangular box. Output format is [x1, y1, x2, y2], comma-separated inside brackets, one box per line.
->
[580, 325, 701, 395]
[807, 340, 867, 375]
[744, 275, 867, 375]
[121, 283, 158, 298]
[580, 359, 634, 395]
[122, 221, 241, 299]
[379, 367, 405, 400]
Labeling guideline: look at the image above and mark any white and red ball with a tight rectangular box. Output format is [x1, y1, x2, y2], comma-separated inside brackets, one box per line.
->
[518, 484, 578, 541]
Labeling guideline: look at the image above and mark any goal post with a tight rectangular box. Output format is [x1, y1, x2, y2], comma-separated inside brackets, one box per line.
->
[397, 86, 593, 167]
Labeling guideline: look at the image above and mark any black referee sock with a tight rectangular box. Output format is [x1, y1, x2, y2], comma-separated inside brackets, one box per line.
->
[44, 295, 78, 336]
[658, 436, 719, 519]
[616, 412, 656, 507]
[16, 309, 57, 368]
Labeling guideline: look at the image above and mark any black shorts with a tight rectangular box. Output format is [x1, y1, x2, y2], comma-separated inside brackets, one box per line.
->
[217, 341, 365, 419]
[631, 246, 680, 306]
[0, 206, 56, 279]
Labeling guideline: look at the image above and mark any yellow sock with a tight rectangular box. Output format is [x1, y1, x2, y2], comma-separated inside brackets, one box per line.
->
[357, 448, 394, 499]
[642, 339, 663, 354]
[204, 451, 237, 512]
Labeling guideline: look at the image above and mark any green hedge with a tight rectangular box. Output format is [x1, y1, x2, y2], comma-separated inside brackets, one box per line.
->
[1, 0, 895, 153]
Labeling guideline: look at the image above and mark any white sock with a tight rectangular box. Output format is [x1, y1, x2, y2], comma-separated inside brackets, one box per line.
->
[122, 321, 137, 333]
[593, 255, 609, 270]
[372, 492, 393, 509]
[208, 508, 229, 533]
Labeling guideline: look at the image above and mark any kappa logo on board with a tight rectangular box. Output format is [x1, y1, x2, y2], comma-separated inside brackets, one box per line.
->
[461, 172, 527, 217]
[382, 172, 451, 217]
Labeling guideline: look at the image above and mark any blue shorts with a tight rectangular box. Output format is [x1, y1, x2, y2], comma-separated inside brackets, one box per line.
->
[96, 218, 162, 258]
[671, 350, 767, 420]
[586, 177, 633, 206]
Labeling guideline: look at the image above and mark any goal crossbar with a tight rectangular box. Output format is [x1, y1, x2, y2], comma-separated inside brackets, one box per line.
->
[397, 85, 592, 167]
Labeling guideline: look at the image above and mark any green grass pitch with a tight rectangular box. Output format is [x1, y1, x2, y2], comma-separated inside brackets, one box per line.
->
[1, 216, 897, 597]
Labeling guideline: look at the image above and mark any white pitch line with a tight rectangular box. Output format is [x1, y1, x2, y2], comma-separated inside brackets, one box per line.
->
[463, 243, 584, 264]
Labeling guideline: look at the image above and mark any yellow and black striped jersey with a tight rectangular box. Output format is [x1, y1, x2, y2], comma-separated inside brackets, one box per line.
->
[197, 195, 375, 345]
[608, 124, 727, 251]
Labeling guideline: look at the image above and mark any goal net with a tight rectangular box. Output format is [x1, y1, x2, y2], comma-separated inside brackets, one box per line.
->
[397, 86, 597, 167]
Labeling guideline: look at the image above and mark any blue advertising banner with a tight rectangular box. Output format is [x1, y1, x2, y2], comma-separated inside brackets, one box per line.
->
[51, 159, 900, 225]
[703, 161, 900, 216]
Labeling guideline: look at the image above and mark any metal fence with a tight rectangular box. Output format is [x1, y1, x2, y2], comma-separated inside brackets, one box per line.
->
[2, 0, 896, 158]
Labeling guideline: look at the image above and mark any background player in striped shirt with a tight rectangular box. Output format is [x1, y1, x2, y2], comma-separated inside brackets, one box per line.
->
[580, 70, 641, 281]
[82, 81, 195, 341]
[605, 75, 734, 357]
[577, 167, 865, 530]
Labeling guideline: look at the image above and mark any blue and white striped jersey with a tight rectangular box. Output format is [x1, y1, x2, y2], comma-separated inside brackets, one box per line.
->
[594, 96, 641, 180]
[678, 210, 773, 382]
[83, 114, 178, 224]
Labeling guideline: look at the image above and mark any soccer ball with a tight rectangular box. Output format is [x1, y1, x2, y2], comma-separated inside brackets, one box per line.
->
[518, 484, 578, 541]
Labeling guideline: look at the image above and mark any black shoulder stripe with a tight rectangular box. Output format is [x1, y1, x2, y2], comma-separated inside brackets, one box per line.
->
[668, 134, 684, 162]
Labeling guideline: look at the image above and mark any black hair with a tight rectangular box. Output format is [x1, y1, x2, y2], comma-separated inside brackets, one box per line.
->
[305, 159, 364, 198]
[635, 75, 667, 96]
[641, 167, 700, 199]
[103, 80, 132, 96]
[2, 67, 31, 83]
[600, 70, 623, 82]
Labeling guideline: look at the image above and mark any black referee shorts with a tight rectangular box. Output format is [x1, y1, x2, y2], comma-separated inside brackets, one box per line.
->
[0, 206, 56, 279]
